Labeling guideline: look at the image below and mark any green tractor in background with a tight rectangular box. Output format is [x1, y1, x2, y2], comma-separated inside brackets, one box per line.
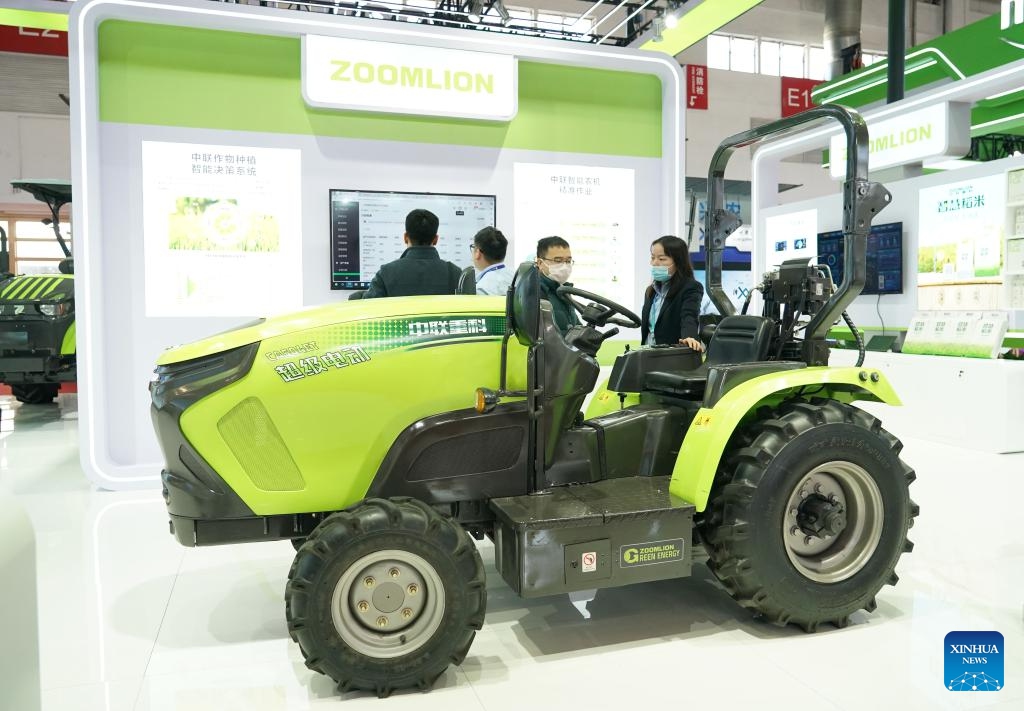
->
[151, 106, 917, 697]
[0, 180, 76, 404]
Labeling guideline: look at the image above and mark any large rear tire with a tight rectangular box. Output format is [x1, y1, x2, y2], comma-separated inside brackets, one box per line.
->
[285, 497, 486, 697]
[11, 384, 59, 404]
[700, 398, 918, 631]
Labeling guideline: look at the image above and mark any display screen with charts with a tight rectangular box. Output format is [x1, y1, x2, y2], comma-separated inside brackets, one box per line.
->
[330, 190, 496, 289]
[817, 222, 904, 295]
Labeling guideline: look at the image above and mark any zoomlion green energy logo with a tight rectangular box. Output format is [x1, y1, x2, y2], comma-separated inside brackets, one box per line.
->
[270, 315, 505, 383]
[620, 539, 685, 567]
[331, 61, 496, 95]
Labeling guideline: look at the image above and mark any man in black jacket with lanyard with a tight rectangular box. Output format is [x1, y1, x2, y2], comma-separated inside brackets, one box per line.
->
[363, 209, 465, 298]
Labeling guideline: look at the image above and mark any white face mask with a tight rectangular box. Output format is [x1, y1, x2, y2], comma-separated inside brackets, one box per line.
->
[546, 262, 573, 284]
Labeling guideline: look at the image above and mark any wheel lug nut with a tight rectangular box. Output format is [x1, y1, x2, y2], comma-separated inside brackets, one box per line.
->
[363, 576, 375, 588]
[790, 508, 798, 516]
[799, 489, 808, 499]
[803, 536, 813, 545]
[357, 601, 370, 612]
[376, 616, 388, 628]
[814, 483, 823, 493]
[407, 584, 418, 595]
[401, 608, 413, 619]
[389, 568, 401, 578]
[790, 526, 800, 535]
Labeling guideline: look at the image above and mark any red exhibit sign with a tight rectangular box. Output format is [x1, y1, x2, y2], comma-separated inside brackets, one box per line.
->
[686, 64, 708, 110]
[781, 76, 823, 117]
[0, 25, 69, 57]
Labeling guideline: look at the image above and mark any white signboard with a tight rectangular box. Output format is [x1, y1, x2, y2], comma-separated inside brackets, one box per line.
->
[302, 35, 518, 121]
[829, 102, 970, 179]
[141, 141, 303, 317]
[764, 209, 818, 271]
[512, 163, 636, 312]
[917, 174, 1005, 285]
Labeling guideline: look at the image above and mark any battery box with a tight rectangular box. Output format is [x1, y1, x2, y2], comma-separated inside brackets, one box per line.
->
[490, 476, 695, 598]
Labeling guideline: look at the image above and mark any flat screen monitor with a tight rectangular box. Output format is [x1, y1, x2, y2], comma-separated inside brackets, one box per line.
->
[816, 222, 904, 296]
[330, 189, 497, 290]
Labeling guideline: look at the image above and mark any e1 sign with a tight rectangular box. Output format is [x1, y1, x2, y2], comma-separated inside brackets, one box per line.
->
[781, 77, 822, 118]
[302, 35, 518, 121]
[829, 102, 971, 178]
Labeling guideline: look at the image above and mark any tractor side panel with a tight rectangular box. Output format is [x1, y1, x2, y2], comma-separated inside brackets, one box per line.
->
[61, 321, 75, 355]
[669, 366, 902, 512]
[178, 312, 528, 517]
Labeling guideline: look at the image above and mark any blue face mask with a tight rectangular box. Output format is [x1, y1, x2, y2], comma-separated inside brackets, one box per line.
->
[651, 265, 672, 283]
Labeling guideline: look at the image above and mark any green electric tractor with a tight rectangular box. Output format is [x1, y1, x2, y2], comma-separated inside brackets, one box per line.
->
[152, 107, 917, 696]
[0, 180, 76, 404]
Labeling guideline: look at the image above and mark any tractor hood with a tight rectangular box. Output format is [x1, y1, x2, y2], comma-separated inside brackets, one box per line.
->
[156, 295, 506, 366]
[0, 274, 74, 304]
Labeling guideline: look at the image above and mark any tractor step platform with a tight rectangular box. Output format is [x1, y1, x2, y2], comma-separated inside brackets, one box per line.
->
[490, 476, 695, 598]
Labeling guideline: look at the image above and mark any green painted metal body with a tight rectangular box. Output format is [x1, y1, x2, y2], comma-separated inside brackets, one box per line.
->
[0, 274, 76, 358]
[161, 295, 527, 516]
[668, 367, 901, 512]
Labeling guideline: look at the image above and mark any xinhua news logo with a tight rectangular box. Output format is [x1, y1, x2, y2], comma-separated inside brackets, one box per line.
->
[945, 631, 1004, 691]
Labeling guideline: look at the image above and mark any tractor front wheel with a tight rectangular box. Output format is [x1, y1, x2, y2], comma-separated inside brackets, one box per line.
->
[285, 497, 486, 697]
[12, 384, 59, 404]
[701, 398, 918, 631]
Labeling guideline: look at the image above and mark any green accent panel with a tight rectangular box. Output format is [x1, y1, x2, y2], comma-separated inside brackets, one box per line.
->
[813, 13, 1024, 134]
[641, 0, 764, 56]
[176, 296, 529, 515]
[98, 21, 663, 157]
[596, 340, 640, 366]
[61, 320, 75, 355]
[584, 375, 640, 419]
[669, 367, 901, 513]
[0, 9, 68, 31]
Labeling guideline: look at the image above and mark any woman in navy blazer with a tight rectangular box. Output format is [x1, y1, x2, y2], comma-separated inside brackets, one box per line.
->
[640, 235, 705, 351]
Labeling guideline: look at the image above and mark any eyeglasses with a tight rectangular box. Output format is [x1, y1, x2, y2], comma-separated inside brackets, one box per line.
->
[468, 244, 479, 253]
[540, 257, 574, 266]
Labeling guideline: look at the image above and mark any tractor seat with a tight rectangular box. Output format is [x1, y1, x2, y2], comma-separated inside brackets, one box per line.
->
[643, 315, 775, 400]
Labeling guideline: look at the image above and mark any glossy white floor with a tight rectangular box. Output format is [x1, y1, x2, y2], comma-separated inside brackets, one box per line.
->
[2, 394, 1022, 711]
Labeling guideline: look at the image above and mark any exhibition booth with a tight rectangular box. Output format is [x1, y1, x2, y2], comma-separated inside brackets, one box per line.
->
[67, 0, 685, 489]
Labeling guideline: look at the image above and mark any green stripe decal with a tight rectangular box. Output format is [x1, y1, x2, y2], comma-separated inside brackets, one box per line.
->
[26, 277, 55, 300]
[97, 21, 663, 157]
[7, 278, 38, 300]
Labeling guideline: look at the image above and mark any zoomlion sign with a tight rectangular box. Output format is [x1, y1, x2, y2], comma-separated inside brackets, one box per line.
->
[302, 35, 518, 121]
[829, 102, 971, 178]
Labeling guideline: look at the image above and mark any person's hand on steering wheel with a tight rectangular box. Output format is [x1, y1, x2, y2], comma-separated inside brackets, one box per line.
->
[555, 285, 642, 329]
[679, 337, 705, 353]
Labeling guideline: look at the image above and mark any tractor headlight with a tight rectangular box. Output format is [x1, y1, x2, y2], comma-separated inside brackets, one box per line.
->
[38, 302, 71, 317]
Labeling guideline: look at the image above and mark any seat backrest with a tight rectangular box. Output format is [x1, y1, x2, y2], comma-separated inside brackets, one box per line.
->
[456, 266, 476, 295]
[705, 315, 772, 366]
[508, 262, 542, 346]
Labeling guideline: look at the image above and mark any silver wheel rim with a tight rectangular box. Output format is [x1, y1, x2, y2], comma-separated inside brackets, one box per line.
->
[331, 550, 445, 658]
[783, 461, 883, 583]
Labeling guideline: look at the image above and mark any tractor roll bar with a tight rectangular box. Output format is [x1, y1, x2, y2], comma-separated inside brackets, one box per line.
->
[705, 105, 891, 364]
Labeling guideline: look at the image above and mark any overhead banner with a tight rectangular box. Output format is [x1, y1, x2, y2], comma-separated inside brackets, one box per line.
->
[302, 34, 518, 121]
[828, 102, 971, 178]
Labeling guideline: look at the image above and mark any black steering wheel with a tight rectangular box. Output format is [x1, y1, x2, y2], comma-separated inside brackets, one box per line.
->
[556, 285, 642, 329]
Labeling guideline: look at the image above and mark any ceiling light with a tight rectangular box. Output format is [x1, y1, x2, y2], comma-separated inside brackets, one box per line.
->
[665, 12, 678, 29]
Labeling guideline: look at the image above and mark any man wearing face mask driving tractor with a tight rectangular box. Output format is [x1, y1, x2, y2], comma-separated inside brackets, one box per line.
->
[534, 236, 581, 335]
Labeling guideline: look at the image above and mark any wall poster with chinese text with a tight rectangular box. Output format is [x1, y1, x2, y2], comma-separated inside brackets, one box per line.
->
[512, 163, 636, 312]
[141, 141, 303, 317]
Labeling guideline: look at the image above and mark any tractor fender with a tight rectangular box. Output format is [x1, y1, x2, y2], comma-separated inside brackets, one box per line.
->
[669, 366, 901, 512]
[61, 320, 75, 355]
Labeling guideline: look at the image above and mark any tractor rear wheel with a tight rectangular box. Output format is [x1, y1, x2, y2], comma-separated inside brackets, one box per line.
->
[285, 497, 486, 697]
[700, 398, 918, 631]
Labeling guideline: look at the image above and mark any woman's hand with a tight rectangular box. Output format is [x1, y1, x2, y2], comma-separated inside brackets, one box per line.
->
[679, 337, 705, 352]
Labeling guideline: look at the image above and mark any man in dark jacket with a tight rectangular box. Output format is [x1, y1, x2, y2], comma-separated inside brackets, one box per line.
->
[535, 236, 581, 334]
[363, 209, 464, 298]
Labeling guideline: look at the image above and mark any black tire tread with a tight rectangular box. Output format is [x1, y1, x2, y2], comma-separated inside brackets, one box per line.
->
[702, 398, 919, 632]
[285, 497, 486, 696]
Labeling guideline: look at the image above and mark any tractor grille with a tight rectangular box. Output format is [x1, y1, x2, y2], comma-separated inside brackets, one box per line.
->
[217, 397, 305, 491]
[408, 427, 524, 481]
